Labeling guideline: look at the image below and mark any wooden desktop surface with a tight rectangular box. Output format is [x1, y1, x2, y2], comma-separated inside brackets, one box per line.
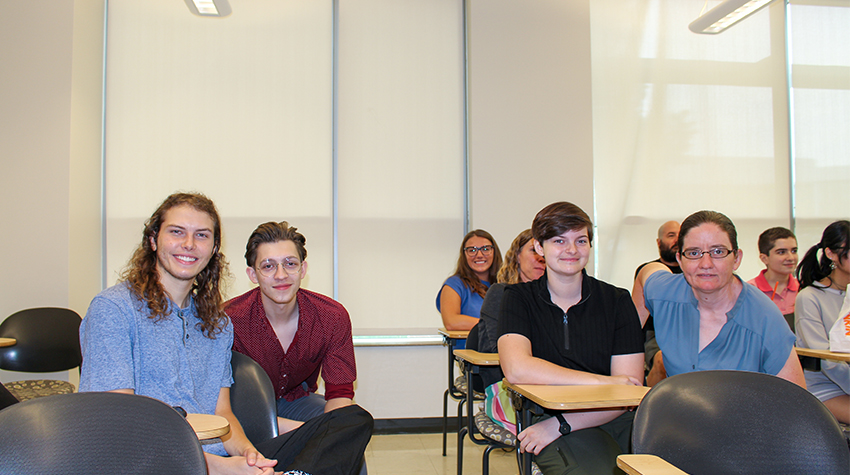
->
[438, 328, 469, 340]
[0, 338, 16, 348]
[503, 380, 650, 411]
[795, 347, 850, 363]
[186, 413, 230, 440]
[453, 349, 499, 366]
[617, 454, 688, 475]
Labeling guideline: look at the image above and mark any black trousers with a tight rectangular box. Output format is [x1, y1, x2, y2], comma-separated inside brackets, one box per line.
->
[256, 404, 373, 475]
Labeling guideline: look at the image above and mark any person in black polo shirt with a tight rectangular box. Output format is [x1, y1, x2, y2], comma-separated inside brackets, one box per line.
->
[498, 202, 644, 475]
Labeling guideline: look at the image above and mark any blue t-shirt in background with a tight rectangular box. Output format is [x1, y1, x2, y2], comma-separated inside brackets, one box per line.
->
[436, 275, 489, 350]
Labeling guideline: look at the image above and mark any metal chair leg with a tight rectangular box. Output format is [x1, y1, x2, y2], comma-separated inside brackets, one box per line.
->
[442, 388, 450, 456]
[483, 444, 496, 475]
[458, 426, 467, 475]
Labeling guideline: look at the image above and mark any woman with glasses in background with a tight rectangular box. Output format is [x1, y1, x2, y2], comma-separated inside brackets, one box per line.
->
[436, 229, 502, 336]
[795, 220, 850, 424]
[633, 210, 805, 387]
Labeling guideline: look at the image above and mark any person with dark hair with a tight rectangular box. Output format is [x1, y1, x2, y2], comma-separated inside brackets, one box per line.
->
[633, 221, 682, 386]
[795, 220, 850, 424]
[498, 202, 644, 475]
[225, 222, 362, 435]
[748, 227, 799, 327]
[436, 229, 502, 336]
[80, 195, 373, 475]
[633, 210, 805, 389]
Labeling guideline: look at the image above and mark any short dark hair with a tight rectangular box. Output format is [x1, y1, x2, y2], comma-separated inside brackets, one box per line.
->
[245, 221, 307, 267]
[532, 202, 593, 244]
[678, 210, 737, 252]
[757, 227, 796, 255]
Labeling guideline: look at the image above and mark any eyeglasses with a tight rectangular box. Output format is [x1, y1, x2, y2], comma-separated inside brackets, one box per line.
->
[256, 258, 302, 277]
[680, 247, 736, 260]
[464, 245, 494, 256]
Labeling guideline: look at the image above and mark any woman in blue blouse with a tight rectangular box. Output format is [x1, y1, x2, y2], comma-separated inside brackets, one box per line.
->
[437, 229, 502, 331]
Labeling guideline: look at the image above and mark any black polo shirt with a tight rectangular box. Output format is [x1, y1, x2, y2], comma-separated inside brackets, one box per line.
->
[498, 270, 644, 376]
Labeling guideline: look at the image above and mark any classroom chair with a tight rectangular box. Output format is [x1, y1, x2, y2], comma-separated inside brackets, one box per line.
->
[0, 307, 82, 401]
[620, 370, 849, 475]
[0, 391, 207, 474]
[230, 350, 279, 445]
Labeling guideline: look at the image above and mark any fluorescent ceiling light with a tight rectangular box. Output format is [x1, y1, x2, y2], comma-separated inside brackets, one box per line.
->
[184, 0, 231, 18]
[689, 0, 776, 34]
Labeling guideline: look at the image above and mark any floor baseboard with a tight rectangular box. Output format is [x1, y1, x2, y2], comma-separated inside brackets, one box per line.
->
[374, 417, 457, 434]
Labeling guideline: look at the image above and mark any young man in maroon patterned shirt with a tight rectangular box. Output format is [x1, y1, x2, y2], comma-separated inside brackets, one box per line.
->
[225, 221, 359, 434]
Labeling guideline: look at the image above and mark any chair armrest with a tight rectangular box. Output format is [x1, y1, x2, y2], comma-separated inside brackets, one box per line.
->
[616, 455, 689, 475]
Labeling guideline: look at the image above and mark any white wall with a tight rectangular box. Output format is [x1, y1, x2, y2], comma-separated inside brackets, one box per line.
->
[0, 0, 103, 388]
[468, 0, 595, 249]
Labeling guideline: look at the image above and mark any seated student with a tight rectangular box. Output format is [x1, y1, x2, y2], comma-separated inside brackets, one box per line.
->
[633, 220, 682, 386]
[79, 193, 372, 475]
[436, 229, 502, 348]
[225, 222, 358, 432]
[498, 202, 644, 475]
[633, 210, 805, 388]
[747, 226, 799, 331]
[795, 220, 850, 424]
[475, 229, 546, 354]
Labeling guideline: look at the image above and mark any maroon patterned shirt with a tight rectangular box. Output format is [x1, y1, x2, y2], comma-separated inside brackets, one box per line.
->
[225, 287, 356, 401]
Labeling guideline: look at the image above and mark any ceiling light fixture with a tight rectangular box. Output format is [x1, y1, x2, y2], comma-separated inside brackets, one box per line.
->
[184, 0, 231, 18]
[689, 0, 777, 34]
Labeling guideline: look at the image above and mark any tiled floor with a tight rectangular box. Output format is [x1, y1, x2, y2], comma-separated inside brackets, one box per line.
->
[364, 432, 519, 475]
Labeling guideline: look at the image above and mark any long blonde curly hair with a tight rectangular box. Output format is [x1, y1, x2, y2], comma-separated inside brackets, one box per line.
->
[121, 192, 229, 339]
[497, 229, 534, 284]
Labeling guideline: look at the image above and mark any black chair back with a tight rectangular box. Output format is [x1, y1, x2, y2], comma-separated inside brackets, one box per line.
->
[0, 392, 207, 474]
[0, 307, 82, 372]
[230, 351, 279, 445]
[632, 370, 849, 475]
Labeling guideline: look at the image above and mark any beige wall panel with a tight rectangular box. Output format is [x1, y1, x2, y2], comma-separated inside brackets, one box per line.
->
[337, 0, 465, 330]
[103, 0, 334, 299]
[467, 0, 595, 256]
[0, 0, 76, 383]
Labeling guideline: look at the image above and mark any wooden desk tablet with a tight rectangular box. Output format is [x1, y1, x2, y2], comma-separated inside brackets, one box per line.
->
[0, 338, 16, 348]
[795, 347, 850, 363]
[503, 380, 650, 411]
[186, 413, 230, 440]
[438, 328, 469, 341]
[617, 454, 689, 475]
[453, 349, 499, 366]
